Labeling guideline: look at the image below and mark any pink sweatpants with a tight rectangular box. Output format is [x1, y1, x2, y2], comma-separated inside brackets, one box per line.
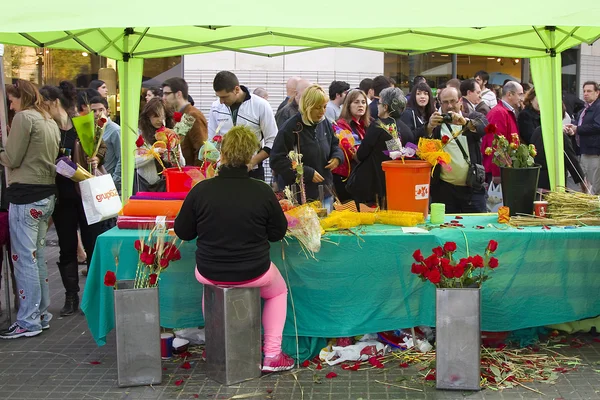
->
[195, 263, 288, 357]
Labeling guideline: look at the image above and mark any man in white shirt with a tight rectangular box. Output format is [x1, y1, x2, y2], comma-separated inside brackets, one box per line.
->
[474, 70, 498, 109]
[208, 71, 278, 181]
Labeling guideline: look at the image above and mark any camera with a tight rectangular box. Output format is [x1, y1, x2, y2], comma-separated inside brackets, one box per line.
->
[440, 113, 453, 124]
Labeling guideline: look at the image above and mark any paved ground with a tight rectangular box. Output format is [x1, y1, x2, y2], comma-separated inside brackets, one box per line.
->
[1, 228, 600, 400]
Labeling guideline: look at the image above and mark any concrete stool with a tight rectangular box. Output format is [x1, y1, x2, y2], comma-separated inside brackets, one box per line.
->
[204, 286, 262, 385]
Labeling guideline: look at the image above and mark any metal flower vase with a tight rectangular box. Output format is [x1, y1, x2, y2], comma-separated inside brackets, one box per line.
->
[436, 288, 481, 391]
[114, 279, 162, 387]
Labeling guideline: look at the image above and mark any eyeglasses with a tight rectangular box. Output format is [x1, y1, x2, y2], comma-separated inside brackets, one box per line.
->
[162, 91, 173, 96]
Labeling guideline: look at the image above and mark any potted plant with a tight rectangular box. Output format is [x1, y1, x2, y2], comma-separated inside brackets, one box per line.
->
[411, 240, 500, 391]
[484, 125, 540, 215]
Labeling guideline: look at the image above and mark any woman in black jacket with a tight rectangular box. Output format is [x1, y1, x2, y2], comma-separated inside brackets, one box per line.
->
[518, 88, 541, 145]
[400, 82, 436, 135]
[174, 126, 294, 372]
[347, 87, 407, 208]
[270, 85, 344, 203]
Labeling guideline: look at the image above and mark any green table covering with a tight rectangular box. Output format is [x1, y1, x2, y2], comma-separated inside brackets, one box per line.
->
[82, 215, 600, 353]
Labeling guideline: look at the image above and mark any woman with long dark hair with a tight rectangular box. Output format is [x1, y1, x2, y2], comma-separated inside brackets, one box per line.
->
[40, 81, 107, 317]
[517, 88, 541, 145]
[401, 82, 436, 133]
[89, 80, 108, 98]
[134, 98, 175, 192]
[0, 80, 60, 339]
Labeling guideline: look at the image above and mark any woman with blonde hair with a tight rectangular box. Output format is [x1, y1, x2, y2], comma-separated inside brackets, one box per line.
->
[175, 126, 293, 372]
[0, 80, 60, 339]
[270, 84, 344, 203]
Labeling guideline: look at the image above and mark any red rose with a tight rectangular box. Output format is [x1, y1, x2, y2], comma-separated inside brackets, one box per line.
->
[135, 135, 145, 148]
[104, 271, 116, 287]
[156, 126, 166, 133]
[97, 117, 107, 128]
[424, 254, 439, 270]
[411, 263, 423, 275]
[213, 135, 222, 143]
[488, 257, 499, 269]
[160, 258, 169, 268]
[453, 264, 465, 278]
[412, 249, 424, 262]
[149, 273, 158, 285]
[441, 136, 449, 145]
[426, 268, 441, 284]
[140, 251, 155, 265]
[485, 124, 497, 135]
[173, 112, 183, 123]
[134, 240, 142, 251]
[443, 242, 457, 253]
[487, 240, 498, 252]
[442, 264, 454, 279]
[326, 372, 338, 379]
[432, 246, 443, 257]
[472, 255, 484, 268]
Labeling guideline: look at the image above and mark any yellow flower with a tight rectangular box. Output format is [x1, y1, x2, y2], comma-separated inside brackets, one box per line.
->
[485, 147, 493, 156]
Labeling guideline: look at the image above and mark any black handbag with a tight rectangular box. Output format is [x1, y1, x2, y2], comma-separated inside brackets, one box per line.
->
[454, 138, 485, 191]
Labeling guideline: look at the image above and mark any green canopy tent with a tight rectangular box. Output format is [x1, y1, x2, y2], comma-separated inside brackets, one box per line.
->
[3, 1, 600, 199]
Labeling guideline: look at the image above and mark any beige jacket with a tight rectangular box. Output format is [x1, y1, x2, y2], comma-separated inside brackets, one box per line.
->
[0, 109, 60, 185]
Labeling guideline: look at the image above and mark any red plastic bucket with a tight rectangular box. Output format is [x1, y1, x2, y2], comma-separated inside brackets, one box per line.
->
[381, 160, 431, 217]
[164, 166, 202, 193]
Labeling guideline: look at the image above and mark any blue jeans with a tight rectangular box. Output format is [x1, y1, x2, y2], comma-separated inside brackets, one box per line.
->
[9, 195, 55, 331]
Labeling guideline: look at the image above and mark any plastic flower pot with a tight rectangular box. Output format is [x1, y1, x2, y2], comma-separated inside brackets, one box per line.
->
[500, 165, 541, 216]
[436, 288, 481, 391]
[381, 160, 431, 217]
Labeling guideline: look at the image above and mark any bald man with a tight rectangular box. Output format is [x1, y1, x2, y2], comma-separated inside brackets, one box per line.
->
[277, 76, 301, 112]
[275, 79, 311, 128]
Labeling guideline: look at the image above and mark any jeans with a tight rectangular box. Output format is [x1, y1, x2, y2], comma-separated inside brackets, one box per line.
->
[9, 195, 55, 331]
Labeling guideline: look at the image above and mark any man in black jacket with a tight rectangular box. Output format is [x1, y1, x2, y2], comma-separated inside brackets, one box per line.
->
[416, 87, 489, 213]
[566, 81, 600, 194]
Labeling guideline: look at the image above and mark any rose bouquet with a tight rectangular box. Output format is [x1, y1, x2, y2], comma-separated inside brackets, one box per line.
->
[411, 240, 499, 288]
[172, 111, 196, 137]
[155, 126, 182, 170]
[104, 226, 182, 289]
[484, 124, 537, 169]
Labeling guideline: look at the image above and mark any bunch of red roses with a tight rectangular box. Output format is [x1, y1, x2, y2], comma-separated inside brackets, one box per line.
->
[411, 240, 499, 288]
[104, 228, 182, 289]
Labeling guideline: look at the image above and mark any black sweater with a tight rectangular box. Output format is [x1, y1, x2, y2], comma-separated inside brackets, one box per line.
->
[174, 166, 287, 282]
[269, 113, 344, 201]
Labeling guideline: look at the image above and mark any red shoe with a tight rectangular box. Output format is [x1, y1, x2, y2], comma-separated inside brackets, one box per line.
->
[262, 352, 295, 372]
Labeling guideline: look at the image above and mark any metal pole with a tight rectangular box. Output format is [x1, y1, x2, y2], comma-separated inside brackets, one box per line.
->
[521, 58, 531, 83]
[548, 28, 562, 189]
[451, 54, 457, 78]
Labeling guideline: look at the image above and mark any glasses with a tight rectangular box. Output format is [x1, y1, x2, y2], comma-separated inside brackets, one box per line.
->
[162, 91, 173, 96]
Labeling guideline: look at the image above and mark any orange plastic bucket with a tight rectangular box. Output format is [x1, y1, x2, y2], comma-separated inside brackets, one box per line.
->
[164, 166, 202, 192]
[382, 160, 431, 217]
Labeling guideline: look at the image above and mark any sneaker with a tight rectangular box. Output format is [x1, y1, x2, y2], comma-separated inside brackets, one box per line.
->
[262, 352, 295, 372]
[41, 314, 52, 330]
[0, 323, 42, 339]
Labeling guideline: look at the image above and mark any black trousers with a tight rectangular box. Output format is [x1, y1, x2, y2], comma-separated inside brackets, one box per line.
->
[52, 195, 106, 295]
[431, 180, 487, 214]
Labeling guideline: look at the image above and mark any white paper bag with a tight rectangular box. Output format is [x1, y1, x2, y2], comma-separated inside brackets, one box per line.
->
[487, 182, 503, 212]
[79, 174, 122, 225]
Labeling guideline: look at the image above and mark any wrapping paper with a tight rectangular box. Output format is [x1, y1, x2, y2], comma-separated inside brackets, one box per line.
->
[116, 215, 175, 229]
[498, 206, 510, 223]
[130, 192, 188, 200]
[120, 199, 183, 217]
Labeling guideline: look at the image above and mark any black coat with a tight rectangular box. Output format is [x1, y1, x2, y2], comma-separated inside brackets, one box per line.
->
[576, 99, 600, 156]
[517, 106, 540, 145]
[270, 113, 344, 201]
[346, 117, 395, 205]
[394, 117, 416, 145]
[530, 127, 584, 190]
[400, 107, 426, 133]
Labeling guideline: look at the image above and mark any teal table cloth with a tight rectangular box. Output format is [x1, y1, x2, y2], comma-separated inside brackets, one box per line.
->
[82, 215, 600, 349]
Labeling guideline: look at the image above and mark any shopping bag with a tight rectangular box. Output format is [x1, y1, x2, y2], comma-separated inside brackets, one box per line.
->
[487, 182, 503, 212]
[79, 175, 122, 225]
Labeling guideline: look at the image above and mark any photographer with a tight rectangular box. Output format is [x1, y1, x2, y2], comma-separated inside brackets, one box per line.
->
[416, 87, 488, 213]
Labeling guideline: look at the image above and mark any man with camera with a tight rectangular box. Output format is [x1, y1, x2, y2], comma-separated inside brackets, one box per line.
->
[416, 86, 489, 213]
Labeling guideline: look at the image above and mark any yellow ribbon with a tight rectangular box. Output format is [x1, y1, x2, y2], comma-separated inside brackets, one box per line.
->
[135, 140, 168, 172]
